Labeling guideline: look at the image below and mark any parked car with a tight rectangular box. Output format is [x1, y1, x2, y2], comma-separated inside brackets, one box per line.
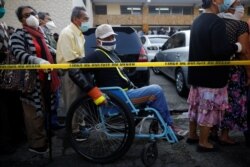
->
[84, 26, 150, 87]
[152, 30, 190, 96]
[140, 35, 169, 61]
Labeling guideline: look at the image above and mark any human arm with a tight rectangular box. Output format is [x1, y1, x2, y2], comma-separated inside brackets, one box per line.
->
[10, 29, 49, 64]
[211, 19, 241, 60]
[68, 56, 106, 105]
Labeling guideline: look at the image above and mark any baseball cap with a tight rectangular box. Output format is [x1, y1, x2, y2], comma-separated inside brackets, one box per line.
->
[95, 24, 117, 39]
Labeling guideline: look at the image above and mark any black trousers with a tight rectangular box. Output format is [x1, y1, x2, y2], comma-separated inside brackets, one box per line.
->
[0, 89, 25, 146]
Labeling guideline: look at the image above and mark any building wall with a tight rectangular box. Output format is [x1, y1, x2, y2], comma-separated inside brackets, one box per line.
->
[94, 4, 200, 28]
[2, 0, 72, 33]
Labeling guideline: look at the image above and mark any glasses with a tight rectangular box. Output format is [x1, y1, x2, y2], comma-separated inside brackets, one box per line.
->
[22, 11, 37, 19]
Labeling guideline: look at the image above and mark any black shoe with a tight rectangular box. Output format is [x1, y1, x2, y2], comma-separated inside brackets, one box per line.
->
[175, 133, 184, 141]
[73, 126, 90, 142]
[186, 138, 199, 144]
[218, 140, 238, 146]
[197, 145, 218, 152]
[28, 146, 49, 154]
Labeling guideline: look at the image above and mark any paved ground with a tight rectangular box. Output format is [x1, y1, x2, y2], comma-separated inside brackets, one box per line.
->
[1, 112, 250, 167]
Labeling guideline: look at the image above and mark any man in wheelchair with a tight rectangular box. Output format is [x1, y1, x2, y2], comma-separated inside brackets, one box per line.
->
[69, 24, 184, 141]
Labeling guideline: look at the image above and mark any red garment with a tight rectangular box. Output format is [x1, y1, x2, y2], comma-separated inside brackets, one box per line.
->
[23, 25, 60, 92]
[32, 37, 44, 81]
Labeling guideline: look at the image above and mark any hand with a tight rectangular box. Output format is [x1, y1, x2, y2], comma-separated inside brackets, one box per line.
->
[39, 60, 52, 73]
[39, 60, 50, 64]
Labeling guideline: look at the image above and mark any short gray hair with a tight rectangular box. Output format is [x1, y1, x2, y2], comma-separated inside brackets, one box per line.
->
[71, 6, 86, 22]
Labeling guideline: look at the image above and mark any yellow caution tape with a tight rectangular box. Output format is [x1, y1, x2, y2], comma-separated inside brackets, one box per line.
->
[1, 60, 250, 70]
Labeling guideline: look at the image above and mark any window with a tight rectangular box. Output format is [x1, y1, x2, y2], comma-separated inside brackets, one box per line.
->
[140, 37, 146, 44]
[149, 6, 193, 15]
[161, 33, 185, 50]
[149, 6, 170, 14]
[95, 5, 107, 15]
[183, 7, 193, 15]
[121, 6, 142, 15]
[172, 7, 182, 15]
[172, 33, 185, 48]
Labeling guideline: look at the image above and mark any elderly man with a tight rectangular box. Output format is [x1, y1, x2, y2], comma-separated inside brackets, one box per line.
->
[69, 24, 184, 141]
[56, 6, 89, 118]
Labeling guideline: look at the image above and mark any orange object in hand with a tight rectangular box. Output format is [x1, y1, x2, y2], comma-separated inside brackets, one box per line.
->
[88, 87, 106, 105]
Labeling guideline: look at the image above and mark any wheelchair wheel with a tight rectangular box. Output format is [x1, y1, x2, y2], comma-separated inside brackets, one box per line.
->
[66, 93, 135, 164]
[141, 142, 158, 167]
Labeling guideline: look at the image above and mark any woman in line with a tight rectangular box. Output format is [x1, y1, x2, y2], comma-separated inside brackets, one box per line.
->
[187, 0, 243, 152]
[10, 6, 60, 154]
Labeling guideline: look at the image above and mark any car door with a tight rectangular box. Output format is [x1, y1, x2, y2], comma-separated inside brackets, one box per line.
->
[160, 33, 184, 79]
[168, 33, 187, 79]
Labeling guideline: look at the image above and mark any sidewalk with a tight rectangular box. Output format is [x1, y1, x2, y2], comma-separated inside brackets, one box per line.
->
[1, 113, 250, 167]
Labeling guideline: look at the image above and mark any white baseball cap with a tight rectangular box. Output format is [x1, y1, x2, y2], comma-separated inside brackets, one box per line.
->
[95, 24, 117, 39]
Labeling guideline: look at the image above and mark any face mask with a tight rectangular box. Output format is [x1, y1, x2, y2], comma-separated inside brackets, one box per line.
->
[234, 5, 244, 20]
[46, 21, 56, 30]
[26, 15, 39, 28]
[99, 39, 116, 51]
[213, 1, 224, 13]
[80, 22, 89, 32]
[0, 7, 5, 18]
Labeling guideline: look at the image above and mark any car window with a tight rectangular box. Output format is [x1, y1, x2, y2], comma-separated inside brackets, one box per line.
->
[149, 37, 168, 44]
[172, 33, 185, 48]
[140, 36, 146, 44]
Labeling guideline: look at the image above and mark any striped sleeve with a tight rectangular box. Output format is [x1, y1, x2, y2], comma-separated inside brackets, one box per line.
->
[10, 29, 43, 64]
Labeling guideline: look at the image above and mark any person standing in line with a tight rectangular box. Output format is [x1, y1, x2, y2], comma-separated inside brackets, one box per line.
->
[216, 0, 250, 145]
[38, 11, 63, 130]
[186, 0, 243, 152]
[10, 5, 60, 154]
[56, 7, 89, 119]
[38, 12, 57, 50]
[0, 0, 25, 155]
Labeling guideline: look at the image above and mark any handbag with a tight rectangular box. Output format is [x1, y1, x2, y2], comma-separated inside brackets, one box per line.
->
[0, 50, 36, 93]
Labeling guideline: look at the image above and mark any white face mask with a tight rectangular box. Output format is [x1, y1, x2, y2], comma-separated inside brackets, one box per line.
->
[98, 39, 116, 51]
[234, 5, 244, 20]
[26, 15, 39, 28]
[46, 21, 56, 30]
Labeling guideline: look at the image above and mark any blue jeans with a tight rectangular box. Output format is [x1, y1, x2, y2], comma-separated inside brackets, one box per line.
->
[126, 84, 173, 125]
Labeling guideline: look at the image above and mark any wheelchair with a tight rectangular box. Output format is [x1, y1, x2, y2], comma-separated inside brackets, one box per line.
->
[66, 86, 179, 166]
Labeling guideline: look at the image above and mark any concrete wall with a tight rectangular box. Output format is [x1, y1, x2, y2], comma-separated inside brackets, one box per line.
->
[1, 0, 94, 34]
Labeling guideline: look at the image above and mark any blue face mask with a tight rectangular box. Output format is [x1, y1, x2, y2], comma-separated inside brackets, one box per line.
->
[80, 22, 89, 32]
[0, 7, 6, 19]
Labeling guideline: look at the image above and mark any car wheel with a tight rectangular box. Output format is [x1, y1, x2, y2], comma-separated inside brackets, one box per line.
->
[175, 68, 188, 97]
[151, 59, 161, 75]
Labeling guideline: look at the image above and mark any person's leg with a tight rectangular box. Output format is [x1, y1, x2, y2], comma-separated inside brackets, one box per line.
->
[0, 89, 16, 154]
[188, 121, 198, 139]
[199, 125, 213, 148]
[245, 86, 250, 147]
[22, 102, 47, 149]
[126, 84, 172, 125]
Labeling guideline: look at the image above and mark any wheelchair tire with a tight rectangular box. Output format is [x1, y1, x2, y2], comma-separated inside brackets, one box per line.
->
[141, 142, 158, 167]
[66, 93, 135, 164]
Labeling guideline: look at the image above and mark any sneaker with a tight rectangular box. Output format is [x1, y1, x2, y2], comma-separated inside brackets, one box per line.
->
[28, 146, 49, 154]
[73, 130, 89, 142]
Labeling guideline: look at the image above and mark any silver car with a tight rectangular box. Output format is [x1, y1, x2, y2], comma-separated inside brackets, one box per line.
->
[152, 30, 190, 97]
